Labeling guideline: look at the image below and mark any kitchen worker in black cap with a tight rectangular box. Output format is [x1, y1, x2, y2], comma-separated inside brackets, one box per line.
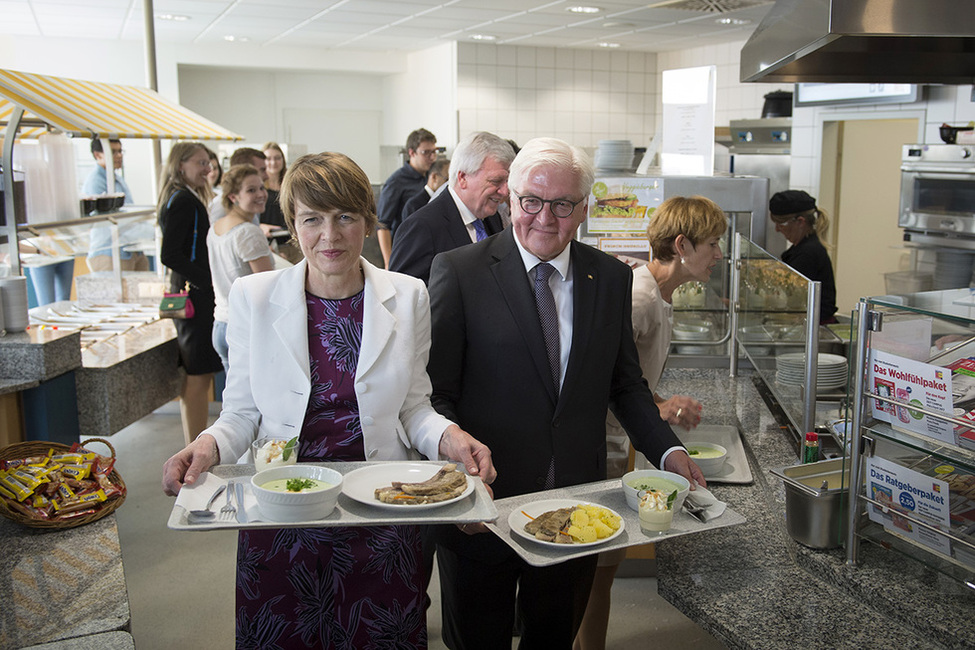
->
[769, 189, 838, 323]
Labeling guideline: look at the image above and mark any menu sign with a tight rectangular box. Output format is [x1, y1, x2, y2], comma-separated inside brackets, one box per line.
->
[869, 350, 953, 444]
[587, 177, 665, 235]
[866, 456, 951, 555]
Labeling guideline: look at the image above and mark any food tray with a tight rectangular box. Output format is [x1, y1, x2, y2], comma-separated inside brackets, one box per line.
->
[486, 479, 745, 567]
[168, 461, 497, 531]
[674, 424, 754, 484]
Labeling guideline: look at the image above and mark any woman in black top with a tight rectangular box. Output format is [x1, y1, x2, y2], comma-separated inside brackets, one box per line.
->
[158, 142, 224, 444]
[769, 189, 838, 324]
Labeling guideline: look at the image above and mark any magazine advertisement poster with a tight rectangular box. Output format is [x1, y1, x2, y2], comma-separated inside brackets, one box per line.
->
[866, 456, 951, 555]
[869, 349, 953, 444]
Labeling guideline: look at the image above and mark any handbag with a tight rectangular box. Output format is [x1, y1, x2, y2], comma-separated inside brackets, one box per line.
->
[159, 291, 194, 319]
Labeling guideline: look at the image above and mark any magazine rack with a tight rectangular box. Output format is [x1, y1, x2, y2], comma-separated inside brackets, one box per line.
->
[846, 291, 975, 590]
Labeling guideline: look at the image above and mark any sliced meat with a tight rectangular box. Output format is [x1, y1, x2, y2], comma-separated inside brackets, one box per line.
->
[374, 464, 468, 505]
[524, 507, 575, 543]
[375, 483, 467, 505]
[391, 463, 467, 496]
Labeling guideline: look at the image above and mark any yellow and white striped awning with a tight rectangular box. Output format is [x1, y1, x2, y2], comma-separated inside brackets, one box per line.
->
[0, 68, 243, 141]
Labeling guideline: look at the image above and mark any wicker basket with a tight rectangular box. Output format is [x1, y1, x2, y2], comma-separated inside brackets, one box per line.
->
[0, 438, 127, 530]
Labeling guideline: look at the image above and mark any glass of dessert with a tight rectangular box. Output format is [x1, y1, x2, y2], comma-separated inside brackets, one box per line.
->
[639, 488, 676, 535]
[252, 437, 299, 472]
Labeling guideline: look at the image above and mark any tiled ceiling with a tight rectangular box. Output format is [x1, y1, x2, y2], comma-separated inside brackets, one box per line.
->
[0, 0, 774, 53]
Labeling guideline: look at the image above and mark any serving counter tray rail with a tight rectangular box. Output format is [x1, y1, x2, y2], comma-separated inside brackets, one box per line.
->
[486, 479, 746, 567]
[168, 460, 497, 531]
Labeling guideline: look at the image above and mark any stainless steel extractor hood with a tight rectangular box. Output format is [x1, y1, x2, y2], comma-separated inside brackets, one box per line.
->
[740, 0, 975, 83]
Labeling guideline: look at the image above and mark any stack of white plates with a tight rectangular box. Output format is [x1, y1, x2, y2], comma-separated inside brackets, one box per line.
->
[0, 276, 29, 332]
[775, 352, 848, 391]
[594, 140, 634, 171]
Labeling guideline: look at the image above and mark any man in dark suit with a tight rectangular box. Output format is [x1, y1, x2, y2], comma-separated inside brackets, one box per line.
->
[427, 137, 705, 650]
[401, 157, 450, 223]
[389, 131, 514, 284]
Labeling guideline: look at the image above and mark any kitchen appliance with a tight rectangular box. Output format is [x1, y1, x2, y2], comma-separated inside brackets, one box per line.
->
[899, 144, 975, 250]
[741, 0, 975, 84]
[899, 144, 975, 288]
[761, 91, 793, 118]
[728, 118, 791, 257]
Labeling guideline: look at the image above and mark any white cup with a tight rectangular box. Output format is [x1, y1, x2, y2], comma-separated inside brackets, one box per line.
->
[0, 276, 28, 332]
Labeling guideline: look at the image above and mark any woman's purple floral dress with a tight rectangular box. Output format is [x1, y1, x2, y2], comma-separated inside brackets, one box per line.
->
[235, 291, 427, 649]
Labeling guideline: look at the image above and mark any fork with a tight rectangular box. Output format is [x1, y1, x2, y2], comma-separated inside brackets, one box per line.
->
[683, 501, 708, 523]
[220, 481, 237, 520]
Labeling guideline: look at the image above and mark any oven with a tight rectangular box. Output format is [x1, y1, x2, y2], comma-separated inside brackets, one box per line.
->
[900, 144, 975, 250]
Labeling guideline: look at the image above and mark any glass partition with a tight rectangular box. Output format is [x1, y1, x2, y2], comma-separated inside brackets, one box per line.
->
[735, 234, 822, 434]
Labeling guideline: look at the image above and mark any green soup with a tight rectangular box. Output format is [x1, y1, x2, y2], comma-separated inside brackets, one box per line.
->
[687, 446, 723, 459]
[627, 476, 682, 493]
[261, 478, 332, 493]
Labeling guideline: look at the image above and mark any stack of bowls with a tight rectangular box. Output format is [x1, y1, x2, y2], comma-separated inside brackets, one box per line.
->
[594, 140, 634, 171]
[0, 276, 29, 332]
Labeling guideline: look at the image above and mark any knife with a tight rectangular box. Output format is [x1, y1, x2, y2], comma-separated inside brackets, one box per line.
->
[235, 480, 247, 524]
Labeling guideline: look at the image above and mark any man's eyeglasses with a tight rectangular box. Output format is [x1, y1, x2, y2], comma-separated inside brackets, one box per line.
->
[512, 191, 584, 218]
[417, 148, 438, 157]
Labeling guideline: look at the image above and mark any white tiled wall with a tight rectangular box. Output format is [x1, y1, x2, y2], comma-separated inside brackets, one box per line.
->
[457, 43, 657, 149]
[653, 39, 791, 128]
[457, 39, 975, 200]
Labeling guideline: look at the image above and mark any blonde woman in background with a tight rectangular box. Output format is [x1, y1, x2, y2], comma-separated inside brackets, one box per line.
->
[158, 142, 223, 444]
[207, 164, 274, 372]
[769, 189, 837, 324]
[577, 195, 725, 650]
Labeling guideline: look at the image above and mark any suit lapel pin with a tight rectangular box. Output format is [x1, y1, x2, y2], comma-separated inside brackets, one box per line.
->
[588, 274, 593, 280]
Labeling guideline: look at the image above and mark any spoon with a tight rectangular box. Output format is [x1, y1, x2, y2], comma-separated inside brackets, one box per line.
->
[188, 484, 227, 522]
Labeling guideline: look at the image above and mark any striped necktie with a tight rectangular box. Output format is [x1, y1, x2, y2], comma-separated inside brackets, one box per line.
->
[533, 262, 560, 490]
[472, 218, 488, 241]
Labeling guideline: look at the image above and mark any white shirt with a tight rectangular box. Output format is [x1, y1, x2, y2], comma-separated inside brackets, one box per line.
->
[448, 186, 484, 244]
[512, 234, 573, 391]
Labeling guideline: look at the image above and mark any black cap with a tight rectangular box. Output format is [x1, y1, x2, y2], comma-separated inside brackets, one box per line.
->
[769, 190, 816, 216]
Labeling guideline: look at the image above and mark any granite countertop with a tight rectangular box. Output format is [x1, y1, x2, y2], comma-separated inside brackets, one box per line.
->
[654, 367, 974, 650]
[0, 514, 131, 648]
[81, 319, 176, 369]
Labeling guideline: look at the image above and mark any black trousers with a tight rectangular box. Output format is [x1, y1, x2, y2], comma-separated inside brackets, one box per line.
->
[436, 534, 597, 650]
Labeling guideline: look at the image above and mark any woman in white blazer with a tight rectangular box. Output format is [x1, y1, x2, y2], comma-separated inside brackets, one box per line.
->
[163, 152, 495, 649]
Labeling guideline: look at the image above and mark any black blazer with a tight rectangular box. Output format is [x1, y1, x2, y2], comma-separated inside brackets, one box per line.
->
[388, 188, 503, 284]
[401, 187, 431, 223]
[428, 229, 681, 501]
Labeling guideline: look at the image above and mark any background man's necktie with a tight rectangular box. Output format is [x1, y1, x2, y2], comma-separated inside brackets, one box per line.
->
[472, 218, 488, 241]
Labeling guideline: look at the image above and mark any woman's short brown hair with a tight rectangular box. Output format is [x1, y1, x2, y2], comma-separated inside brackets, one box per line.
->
[645, 195, 727, 262]
[279, 152, 378, 239]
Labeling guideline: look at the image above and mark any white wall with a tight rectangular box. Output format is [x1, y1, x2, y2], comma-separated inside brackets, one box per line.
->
[382, 43, 457, 147]
[456, 43, 658, 150]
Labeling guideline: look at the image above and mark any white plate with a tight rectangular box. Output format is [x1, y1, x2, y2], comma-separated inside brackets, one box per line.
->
[507, 499, 625, 549]
[341, 463, 475, 511]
